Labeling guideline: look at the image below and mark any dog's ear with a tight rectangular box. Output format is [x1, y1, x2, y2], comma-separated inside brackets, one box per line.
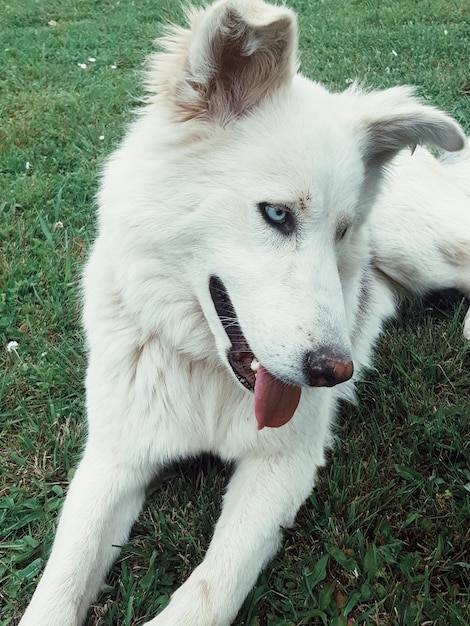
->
[149, 0, 298, 124]
[349, 86, 465, 166]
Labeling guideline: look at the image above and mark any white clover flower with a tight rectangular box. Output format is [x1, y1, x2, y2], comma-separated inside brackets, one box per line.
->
[99, 135, 105, 141]
[54, 221, 64, 229]
[78, 63, 87, 69]
[6, 340, 19, 354]
[25, 161, 31, 169]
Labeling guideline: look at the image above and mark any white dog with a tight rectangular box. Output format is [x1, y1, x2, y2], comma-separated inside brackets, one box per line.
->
[19, 1, 468, 625]
[370, 144, 470, 339]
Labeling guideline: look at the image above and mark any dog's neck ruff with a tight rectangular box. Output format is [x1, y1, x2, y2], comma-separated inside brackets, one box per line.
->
[209, 276, 301, 429]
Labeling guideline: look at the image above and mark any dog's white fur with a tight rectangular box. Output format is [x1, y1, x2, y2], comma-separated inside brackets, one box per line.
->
[370, 144, 470, 339]
[19, 1, 469, 625]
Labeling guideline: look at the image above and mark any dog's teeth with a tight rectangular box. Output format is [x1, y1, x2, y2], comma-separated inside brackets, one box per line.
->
[250, 358, 259, 372]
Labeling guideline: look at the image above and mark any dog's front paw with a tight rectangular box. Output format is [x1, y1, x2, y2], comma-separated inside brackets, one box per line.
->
[143, 604, 210, 626]
[19, 606, 79, 626]
[143, 598, 217, 626]
[143, 572, 234, 626]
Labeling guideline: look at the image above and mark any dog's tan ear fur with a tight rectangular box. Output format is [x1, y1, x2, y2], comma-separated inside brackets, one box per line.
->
[348, 86, 466, 166]
[147, 0, 297, 124]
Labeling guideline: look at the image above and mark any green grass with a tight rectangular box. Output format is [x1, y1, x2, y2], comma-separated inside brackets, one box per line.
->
[1, 0, 469, 624]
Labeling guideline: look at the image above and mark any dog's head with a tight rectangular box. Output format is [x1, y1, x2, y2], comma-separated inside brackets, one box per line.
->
[146, 0, 464, 428]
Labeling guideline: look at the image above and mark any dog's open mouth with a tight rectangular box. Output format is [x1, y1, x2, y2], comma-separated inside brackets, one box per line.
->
[209, 276, 301, 429]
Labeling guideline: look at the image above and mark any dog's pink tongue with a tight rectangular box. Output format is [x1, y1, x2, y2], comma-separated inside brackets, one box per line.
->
[254, 364, 302, 429]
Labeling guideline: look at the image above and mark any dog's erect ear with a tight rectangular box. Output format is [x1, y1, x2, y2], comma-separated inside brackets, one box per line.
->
[348, 86, 465, 166]
[148, 0, 298, 123]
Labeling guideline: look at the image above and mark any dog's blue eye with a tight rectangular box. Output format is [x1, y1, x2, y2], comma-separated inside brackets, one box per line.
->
[258, 202, 295, 234]
[264, 205, 287, 224]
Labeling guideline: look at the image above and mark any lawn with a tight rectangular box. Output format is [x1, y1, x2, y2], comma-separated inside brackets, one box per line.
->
[1, 0, 469, 624]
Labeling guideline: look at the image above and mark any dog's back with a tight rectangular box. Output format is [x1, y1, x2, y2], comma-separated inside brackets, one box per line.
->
[370, 143, 470, 337]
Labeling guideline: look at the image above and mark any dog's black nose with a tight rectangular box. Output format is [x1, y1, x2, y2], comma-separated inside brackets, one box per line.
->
[303, 349, 353, 387]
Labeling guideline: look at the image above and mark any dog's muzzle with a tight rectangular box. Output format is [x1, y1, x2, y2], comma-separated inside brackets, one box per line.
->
[209, 275, 354, 428]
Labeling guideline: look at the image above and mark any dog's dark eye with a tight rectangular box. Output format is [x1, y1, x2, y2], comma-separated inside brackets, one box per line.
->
[258, 202, 295, 234]
[335, 222, 349, 241]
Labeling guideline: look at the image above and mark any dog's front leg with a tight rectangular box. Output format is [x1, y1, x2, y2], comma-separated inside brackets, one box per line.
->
[19, 447, 152, 626]
[144, 450, 319, 626]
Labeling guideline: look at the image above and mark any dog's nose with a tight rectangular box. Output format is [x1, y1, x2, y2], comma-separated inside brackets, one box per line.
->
[303, 349, 354, 387]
